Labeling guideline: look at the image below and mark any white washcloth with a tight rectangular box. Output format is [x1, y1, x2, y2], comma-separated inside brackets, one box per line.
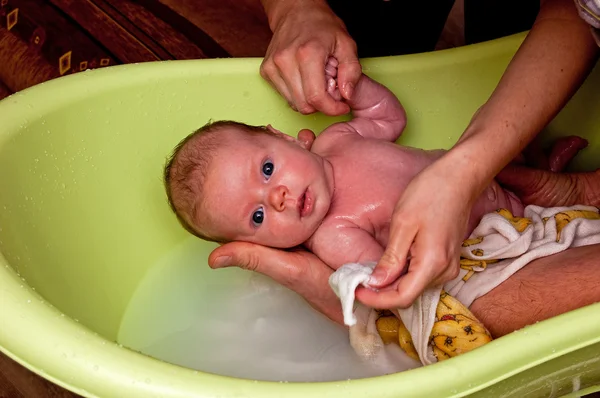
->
[329, 204, 600, 366]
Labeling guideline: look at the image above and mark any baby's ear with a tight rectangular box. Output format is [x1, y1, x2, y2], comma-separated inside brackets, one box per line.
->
[266, 124, 303, 145]
[266, 124, 288, 138]
[297, 129, 316, 150]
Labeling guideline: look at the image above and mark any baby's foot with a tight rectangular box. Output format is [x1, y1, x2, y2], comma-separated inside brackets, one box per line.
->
[325, 57, 342, 102]
[521, 135, 588, 172]
[497, 166, 600, 207]
[547, 136, 589, 172]
[497, 136, 599, 207]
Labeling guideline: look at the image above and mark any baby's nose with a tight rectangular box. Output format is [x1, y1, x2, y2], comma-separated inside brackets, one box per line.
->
[268, 185, 290, 212]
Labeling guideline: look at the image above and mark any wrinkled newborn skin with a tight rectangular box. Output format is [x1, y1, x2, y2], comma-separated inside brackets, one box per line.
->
[300, 73, 523, 271]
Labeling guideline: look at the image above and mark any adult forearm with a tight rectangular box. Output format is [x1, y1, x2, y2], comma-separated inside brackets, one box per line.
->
[260, 0, 332, 32]
[447, 0, 598, 195]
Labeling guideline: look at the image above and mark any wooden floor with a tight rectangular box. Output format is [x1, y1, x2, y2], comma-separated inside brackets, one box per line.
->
[0, 351, 79, 397]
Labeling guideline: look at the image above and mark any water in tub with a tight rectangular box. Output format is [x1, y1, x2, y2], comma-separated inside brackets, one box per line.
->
[118, 236, 418, 382]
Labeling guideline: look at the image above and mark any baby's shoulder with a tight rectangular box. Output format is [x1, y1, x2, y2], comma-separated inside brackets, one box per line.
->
[307, 217, 379, 270]
[306, 216, 363, 252]
[313, 122, 362, 153]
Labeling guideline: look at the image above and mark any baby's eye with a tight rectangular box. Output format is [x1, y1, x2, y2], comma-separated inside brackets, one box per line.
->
[262, 160, 274, 178]
[252, 208, 264, 226]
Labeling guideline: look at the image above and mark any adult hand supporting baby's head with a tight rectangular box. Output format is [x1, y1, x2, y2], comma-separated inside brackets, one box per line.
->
[355, 159, 471, 309]
[209, 241, 344, 325]
[259, 1, 361, 116]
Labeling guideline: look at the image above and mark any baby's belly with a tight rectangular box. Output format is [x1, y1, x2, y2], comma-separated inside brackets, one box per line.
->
[467, 181, 524, 238]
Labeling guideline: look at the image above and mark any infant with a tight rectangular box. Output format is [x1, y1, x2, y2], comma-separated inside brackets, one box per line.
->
[164, 60, 524, 271]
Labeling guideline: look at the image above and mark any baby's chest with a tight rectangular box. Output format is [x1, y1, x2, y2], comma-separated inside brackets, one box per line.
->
[327, 172, 399, 245]
[333, 152, 414, 201]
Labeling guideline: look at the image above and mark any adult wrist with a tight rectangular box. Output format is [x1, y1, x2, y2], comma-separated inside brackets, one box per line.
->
[263, 0, 334, 32]
[437, 138, 501, 201]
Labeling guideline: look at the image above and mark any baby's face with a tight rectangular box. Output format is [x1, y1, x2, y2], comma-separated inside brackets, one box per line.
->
[198, 128, 334, 248]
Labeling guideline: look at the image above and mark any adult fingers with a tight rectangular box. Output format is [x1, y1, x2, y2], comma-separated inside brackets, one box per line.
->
[271, 47, 320, 114]
[357, 258, 438, 309]
[209, 241, 307, 286]
[368, 215, 415, 288]
[260, 59, 296, 110]
[298, 42, 349, 116]
[335, 38, 361, 100]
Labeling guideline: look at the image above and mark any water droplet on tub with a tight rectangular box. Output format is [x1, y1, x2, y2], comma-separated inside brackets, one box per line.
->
[93, 365, 99, 371]
[27, 300, 31, 303]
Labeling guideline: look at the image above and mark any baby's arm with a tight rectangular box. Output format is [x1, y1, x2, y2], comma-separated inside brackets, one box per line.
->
[325, 57, 406, 142]
[309, 224, 384, 271]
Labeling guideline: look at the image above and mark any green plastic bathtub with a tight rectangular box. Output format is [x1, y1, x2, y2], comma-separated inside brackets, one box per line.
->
[1, 32, 600, 398]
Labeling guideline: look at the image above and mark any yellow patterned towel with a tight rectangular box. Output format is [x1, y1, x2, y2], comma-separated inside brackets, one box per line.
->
[330, 205, 600, 367]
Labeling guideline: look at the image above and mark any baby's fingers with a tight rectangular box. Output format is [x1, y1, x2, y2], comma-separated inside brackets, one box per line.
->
[327, 77, 342, 101]
[325, 56, 338, 78]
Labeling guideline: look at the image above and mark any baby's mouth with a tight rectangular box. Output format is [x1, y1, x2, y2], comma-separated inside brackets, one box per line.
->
[299, 189, 313, 217]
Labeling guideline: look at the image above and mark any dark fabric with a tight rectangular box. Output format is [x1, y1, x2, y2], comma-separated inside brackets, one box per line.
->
[328, 0, 539, 57]
[328, 0, 455, 57]
[464, 0, 539, 45]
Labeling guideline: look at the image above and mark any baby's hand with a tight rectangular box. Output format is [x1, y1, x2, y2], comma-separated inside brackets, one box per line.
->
[325, 57, 343, 102]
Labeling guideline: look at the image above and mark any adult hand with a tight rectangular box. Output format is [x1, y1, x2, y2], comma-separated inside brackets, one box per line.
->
[356, 158, 475, 309]
[260, 1, 361, 116]
[209, 242, 344, 325]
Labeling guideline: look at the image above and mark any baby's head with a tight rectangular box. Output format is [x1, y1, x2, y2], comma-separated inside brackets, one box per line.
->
[164, 120, 334, 248]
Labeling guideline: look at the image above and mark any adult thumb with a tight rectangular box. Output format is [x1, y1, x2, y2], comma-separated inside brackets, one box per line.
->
[335, 42, 361, 100]
[208, 241, 264, 272]
[369, 249, 409, 288]
[208, 241, 311, 289]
